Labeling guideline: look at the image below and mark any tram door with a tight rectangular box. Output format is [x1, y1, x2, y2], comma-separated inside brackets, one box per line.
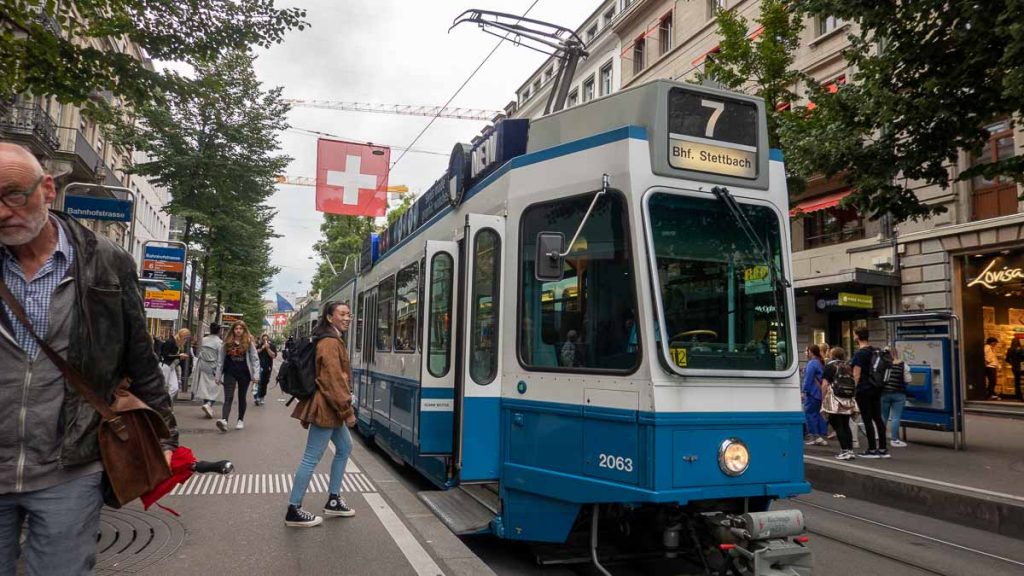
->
[454, 214, 504, 482]
[417, 241, 459, 454]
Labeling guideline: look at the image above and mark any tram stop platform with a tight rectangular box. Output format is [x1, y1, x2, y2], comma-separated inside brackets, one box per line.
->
[803, 413, 1024, 541]
[84, 385, 495, 576]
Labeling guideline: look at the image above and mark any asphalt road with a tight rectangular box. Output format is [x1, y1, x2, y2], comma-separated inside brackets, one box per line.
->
[112, 375, 1024, 576]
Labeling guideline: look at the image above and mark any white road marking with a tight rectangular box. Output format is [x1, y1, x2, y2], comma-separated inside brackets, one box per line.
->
[364, 492, 445, 576]
[164, 473, 374, 496]
[805, 455, 1024, 502]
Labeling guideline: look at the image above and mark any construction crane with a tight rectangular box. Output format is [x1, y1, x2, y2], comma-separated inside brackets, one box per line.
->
[283, 100, 503, 122]
[275, 175, 409, 194]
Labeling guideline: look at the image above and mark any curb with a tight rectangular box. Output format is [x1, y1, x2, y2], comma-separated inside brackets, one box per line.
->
[804, 456, 1024, 540]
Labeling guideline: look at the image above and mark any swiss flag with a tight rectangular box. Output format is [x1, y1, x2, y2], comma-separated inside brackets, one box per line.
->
[315, 138, 390, 216]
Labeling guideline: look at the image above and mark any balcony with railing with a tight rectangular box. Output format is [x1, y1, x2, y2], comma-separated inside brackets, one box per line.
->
[0, 104, 60, 155]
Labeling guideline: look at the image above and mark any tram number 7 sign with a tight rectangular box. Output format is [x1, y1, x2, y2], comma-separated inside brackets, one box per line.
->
[667, 88, 759, 179]
[315, 138, 391, 217]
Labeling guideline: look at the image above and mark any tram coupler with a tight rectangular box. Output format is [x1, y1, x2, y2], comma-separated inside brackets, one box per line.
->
[705, 510, 813, 576]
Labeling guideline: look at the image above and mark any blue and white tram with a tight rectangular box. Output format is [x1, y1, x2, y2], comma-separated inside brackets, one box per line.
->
[339, 80, 812, 573]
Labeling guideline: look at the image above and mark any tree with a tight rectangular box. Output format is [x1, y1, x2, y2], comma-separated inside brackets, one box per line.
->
[124, 50, 287, 328]
[310, 214, 374, 296]
[0, 1, 306, 123]
[783, 0, 1024, 222]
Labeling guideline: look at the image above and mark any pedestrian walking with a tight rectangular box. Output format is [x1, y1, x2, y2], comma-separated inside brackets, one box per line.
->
[286, 301, 356, 528]
[0, 143, 177, 575]
[193, 323, 224, 418]
[850, 328, 890, 458]
[820, 346, 860, 460]
[802, 344, 828, 446]
[1005, 338, 1024, 401]
[159, 328, 191, 401]
[255, 333, 277, 406]
[214, 320, 259, 431]
[985, 336, 1000, 399]
[881, 347, 913, 448]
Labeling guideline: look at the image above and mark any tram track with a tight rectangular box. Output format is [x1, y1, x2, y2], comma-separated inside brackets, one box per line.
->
[792, 497, 1024, 575]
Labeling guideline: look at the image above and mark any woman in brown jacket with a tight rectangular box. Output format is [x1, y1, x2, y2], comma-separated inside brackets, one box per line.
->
[285, 301, 357, 528]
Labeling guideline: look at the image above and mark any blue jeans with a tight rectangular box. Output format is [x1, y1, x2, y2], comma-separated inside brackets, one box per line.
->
[803, 398, 827, 436]
[289, 424, 352, 506]
[881, 392, 906, 442]
[0, 471, 104, 576]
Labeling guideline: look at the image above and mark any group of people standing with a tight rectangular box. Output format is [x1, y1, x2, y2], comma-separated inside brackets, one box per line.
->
[802, 328, 912, 460]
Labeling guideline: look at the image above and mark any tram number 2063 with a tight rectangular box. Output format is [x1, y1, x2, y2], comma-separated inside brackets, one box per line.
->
[598, 453, 634, 472]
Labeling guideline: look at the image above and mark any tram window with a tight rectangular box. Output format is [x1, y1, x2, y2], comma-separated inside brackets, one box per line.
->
[376, 275, 395, 352]
[418, 256, 425, 353]
[394, 263, 419, 353]
[428, 252, 454, 378]
[354, 291, 364, 352]
[470, 230, 501, 385]
[647, 193, 792, 372]
[519, 192, 639, 372]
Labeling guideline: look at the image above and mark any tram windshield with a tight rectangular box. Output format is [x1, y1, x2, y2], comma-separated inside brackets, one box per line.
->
[647, 192, 791, 372]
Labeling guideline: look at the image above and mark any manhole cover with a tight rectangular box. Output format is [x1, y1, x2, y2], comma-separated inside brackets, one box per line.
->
[95, 507, 184, 574]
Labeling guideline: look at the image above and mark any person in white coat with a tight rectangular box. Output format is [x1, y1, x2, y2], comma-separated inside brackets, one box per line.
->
[193, 323, 224, 418]
[214, 320, 260, 431]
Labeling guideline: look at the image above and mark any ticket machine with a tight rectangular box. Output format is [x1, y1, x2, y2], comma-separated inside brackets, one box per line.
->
[881, 313, 966, 450]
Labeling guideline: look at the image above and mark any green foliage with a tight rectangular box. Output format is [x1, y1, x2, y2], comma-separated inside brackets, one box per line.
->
[785, 0, 1024, 222]
[386, 194, 414, 226]
[310, 214, 375, 296]
[123, 50, 286, 328]
[0, 0, 307, 124]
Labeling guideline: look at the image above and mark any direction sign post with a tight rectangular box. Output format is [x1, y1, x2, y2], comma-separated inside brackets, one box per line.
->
[60, 183, 137, 253]
[141, 241, 188, 322]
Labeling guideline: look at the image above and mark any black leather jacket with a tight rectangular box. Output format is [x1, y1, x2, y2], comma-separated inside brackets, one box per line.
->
[54, 211, 179, 466]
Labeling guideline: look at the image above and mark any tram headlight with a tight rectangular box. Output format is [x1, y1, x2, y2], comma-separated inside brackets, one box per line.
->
[718, 438, 750, 476]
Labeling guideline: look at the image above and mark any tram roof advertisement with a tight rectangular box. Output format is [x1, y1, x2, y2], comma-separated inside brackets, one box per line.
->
[142, 243, 186, 320]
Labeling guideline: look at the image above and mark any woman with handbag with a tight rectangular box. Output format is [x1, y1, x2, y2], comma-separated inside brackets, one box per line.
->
[285, 301, 356, 528]
[158, 328, 191, 402]
[214, 321, 260, 432]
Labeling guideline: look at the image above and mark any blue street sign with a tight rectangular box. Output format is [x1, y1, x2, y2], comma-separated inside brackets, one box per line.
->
[64, 195, 133, 222]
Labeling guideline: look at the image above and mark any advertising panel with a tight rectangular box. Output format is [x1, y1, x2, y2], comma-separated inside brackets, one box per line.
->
[142, 243, 186, 320]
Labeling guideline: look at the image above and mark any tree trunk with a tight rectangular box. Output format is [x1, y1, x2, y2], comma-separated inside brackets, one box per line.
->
[196, 251, 210, 331]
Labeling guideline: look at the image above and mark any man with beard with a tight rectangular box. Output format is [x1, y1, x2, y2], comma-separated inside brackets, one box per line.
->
[0, 143, 177, 575]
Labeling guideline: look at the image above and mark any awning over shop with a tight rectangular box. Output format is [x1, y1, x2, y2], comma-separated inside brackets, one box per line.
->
[789, 189, 852, 217]
[794, 268, 900, 291]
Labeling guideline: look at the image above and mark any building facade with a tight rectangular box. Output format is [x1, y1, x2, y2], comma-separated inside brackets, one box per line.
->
[510, 0, 1024, 414]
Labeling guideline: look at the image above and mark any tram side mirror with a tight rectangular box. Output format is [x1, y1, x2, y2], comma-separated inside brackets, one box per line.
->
[535, 232, 565, 282]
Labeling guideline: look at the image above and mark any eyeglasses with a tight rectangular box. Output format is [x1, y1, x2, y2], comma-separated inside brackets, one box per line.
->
[0, 175, 44, 208]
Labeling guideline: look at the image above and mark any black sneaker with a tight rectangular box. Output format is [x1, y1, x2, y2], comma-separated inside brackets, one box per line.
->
[285, 505, 323, 528]
[877, 449, 891, 459]
[860, 450, 881, 459]
[324, 494, 355, 517]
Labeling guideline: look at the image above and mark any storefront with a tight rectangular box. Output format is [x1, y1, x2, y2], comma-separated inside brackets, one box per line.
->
[794, 270, 897, 355]
[959, 249, 1024, 404]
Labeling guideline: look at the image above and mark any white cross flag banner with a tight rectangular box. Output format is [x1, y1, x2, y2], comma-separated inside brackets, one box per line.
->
[315, 138, 390, 216]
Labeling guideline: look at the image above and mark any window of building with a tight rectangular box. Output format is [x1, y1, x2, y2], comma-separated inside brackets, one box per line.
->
[659, 13, 673, 55]
[583, 76, 596, 102]
[427, 252, 454, 378]
[354, 291, 364, 352]
[803, 205, 865, 248]
[971, 119, 1018, 221]
[376, 275, 395, 351]
[533, 79, 541, 95]
[708, 0, 725, 20]
[600, 62, 613, 96]
[817, 15, 843, 37]
[633, 37, 646, 75]
[519, 192, 639, 372]
[521, 88, 530, 103]
[586, 24, 598, 43]
[394, 263, 418, 352]
[568, 89, 579, 107]
[470, 230, 501, 384]
[544, 66, 554, 82]
[604, 7, 615, 26]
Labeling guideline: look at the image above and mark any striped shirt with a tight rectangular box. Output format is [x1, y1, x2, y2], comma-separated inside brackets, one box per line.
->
[0, 217, 75, 359]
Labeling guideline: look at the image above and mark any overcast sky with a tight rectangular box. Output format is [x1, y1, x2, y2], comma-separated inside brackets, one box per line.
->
[258, 0, 598, 301]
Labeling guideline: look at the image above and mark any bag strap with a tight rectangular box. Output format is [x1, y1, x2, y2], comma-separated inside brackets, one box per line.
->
[0, 278, 119, 423]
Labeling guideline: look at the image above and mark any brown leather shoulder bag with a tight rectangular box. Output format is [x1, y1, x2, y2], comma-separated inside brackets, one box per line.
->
[0, 280, 171, 506]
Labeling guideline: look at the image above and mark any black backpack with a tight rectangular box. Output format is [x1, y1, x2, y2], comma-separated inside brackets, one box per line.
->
[830, 361, 857, 398]
[278, 336, 321, 405]
[865, 347, 891, 390]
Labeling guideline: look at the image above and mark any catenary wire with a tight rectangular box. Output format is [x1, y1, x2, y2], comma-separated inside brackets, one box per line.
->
[284, 127, 448, 157]
[386, 0, 544, 178]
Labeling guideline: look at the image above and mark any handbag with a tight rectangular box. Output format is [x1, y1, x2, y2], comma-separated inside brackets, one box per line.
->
[0, 280, 171, 506]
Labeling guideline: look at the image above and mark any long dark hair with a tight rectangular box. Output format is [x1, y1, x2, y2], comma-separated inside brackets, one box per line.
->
[314, 300, 348, 337]
[806, 343, 823, 362]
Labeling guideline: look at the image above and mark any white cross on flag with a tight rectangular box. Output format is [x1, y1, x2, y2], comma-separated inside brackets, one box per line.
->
[315, 138, 390, 216]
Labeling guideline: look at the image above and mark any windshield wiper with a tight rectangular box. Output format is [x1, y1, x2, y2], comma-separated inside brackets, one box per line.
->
[710, 186, 791, 288]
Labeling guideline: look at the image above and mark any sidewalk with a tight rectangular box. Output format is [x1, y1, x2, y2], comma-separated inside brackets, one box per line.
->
[803, 413, 1024, 540]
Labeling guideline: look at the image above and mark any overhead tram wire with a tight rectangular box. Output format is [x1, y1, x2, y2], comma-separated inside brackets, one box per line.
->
[386, 0, 544, 178]
[284, 127, 449, 157]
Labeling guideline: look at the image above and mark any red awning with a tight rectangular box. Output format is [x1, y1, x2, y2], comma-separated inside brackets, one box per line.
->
[789, 189, 853, 217]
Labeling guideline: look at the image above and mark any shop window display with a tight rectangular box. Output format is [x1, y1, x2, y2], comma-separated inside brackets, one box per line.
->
[962, 253, 1024, 402]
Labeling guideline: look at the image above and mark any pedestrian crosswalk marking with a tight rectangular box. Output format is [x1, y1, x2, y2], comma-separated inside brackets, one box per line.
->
[168, 473, 375, 496]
